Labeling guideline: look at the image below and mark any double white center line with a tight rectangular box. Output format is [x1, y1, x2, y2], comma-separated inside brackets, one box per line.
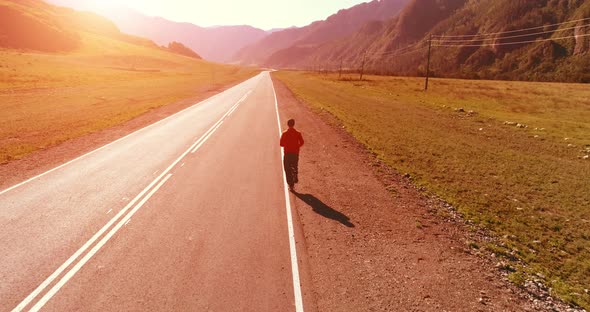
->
[12, 90, 253, 312]
[190, 90, 251, 154]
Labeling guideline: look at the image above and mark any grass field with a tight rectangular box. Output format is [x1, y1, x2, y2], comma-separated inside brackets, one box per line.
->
[275, 71, 590, 309]
[0, 32, 257, 164]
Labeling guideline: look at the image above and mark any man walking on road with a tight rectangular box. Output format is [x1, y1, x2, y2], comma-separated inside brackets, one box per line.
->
[280, 119, 304, 191]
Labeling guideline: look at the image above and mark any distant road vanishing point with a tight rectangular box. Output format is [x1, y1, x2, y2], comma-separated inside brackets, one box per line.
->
[0, 72, 305, 312]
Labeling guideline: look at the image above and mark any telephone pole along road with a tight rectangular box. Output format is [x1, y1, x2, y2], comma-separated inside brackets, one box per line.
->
[0, 72, 305, 311]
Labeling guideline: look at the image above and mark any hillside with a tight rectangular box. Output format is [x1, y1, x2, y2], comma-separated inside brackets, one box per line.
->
[277, 0, 466, 69]
[264, 0, 590, 82]
[166, 41, 201, 59]
[0, 0, 202, 59]
[233, 0, 410, 65]
[44, 0, 268, 63]
[0, 0, 119, 52]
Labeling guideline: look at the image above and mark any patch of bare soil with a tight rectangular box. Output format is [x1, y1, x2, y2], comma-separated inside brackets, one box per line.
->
[272, 76, 577, 312]
[0, 82, 241, 191]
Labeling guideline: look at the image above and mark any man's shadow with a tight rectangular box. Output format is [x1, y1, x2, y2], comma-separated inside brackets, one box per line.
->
[293, 192, 354, 228]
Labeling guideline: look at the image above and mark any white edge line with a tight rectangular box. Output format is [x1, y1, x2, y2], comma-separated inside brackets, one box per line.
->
[270, 72, 304, 312]
[0, 74, 261, 196]
[11, 86, 255, 312]
[30, 174, 173, 312]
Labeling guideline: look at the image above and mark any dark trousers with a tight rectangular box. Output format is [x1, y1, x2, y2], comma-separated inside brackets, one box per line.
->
[283, 153, 299, 187]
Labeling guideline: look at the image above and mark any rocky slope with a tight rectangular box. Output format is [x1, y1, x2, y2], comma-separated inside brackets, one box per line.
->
[256, 0, 590, 82]
[233, 0, 410, 65]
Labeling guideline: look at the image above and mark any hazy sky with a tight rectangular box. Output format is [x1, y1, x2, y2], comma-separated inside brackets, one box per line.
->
[72, 0, 371, 30]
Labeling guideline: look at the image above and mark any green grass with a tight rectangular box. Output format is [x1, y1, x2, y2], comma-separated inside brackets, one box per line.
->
[274, 71, 590, 309]
[0, 31, 258, 163]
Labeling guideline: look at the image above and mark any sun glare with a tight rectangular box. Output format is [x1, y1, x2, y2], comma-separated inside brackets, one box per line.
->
[82, 0, 133, 14]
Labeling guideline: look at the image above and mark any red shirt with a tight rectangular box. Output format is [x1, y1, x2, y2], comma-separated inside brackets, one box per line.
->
[280, 128, 304, 154]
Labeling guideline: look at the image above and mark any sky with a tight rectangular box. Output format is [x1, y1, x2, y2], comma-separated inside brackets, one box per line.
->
[60, 0, 371, 30]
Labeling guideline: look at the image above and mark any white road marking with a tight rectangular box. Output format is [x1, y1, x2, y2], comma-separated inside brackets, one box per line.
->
[190, 90, 251, 154]
[270, 72, 304, 312]
[29, 174, 173, 312]
[0, 75, 258, 196]
[11, 169, 175, 312]
[124, 219, 131, 226]
[11, 86, 255, 312]
[153, 170, 159, 175]
[106, 209, 112, 215]
[227, 105, 239, 116]
[180, 163, 185, 167]
[191, 121, 223, 154]
[227, 90, 252, 117]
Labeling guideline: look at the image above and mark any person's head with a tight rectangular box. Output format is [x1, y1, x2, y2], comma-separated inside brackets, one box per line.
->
[287, 119, 295, 128]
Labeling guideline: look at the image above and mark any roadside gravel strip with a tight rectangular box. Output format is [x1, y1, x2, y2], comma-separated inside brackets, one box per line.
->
[272, 74, 543, 312]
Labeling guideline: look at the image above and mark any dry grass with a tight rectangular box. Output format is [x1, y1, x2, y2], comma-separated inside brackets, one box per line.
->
[274, 71, 590, 309]
[0, 32, 258, 163]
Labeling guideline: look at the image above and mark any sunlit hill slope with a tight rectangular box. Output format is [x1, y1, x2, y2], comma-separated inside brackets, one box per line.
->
[0, 0, 256, 164]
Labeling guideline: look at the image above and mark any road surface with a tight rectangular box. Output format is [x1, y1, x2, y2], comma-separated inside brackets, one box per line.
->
[0, 72, 304, 311]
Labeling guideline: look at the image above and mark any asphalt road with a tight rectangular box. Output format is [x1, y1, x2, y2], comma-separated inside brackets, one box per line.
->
[0, 72, 304, 311]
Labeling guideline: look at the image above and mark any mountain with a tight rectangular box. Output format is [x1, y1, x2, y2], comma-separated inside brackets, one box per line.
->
[0, 0, 201, 59]
[0, 0, 156, 52]
[105, 8, 268, 63]
[233, 0, 411, 65]
[263, 0, 590, 82]
[44, 0, 268, 63]
[271, 0, 466, 69]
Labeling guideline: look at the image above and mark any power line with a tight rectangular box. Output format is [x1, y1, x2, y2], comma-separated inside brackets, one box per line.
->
[323, 17, 590, 84]
[372, 40, 428, 57]
[433, 16, 590, 38]
[432, 32, 590, 47]
[363, 18, 589, 62]
[365, 46, 427, 62]
[374, 46, 427, 57]
[431, 23, 590, 43]
[384, 46, 428, 58]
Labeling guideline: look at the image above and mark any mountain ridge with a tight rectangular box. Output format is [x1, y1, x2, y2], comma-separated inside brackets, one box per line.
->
[261, 0, 590, 82]
[44, 0, 268, 62]
[232, 0, 410, 65]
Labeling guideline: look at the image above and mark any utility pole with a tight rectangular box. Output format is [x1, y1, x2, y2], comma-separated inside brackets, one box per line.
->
[424, 34, 432, 91]
[359, 51, 367, 81]
[338, 57, 343, 79]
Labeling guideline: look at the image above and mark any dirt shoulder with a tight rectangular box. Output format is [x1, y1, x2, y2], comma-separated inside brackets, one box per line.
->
[273, 76, 550, 311]
[0, 80, 248, 191]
